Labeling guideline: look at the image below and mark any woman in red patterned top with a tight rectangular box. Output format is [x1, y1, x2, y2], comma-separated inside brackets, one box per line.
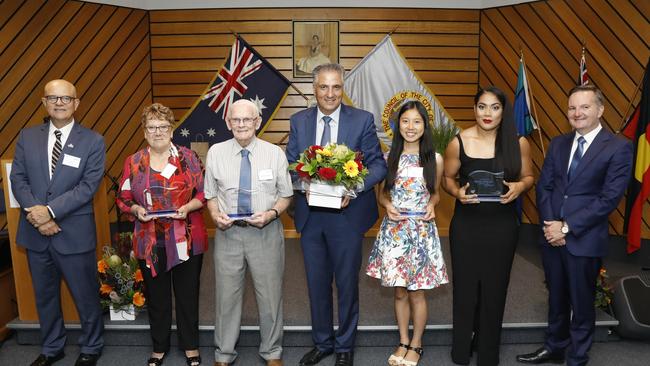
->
[116, 103, 207, 366]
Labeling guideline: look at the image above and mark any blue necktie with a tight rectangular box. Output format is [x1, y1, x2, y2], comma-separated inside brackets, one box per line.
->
[320, 116, 332, 145]
[567, 136, 586, 181]
[238, 149, 252, 215]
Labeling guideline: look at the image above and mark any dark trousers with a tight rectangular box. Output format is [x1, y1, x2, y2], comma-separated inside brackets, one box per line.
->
[300, 210, 363, 353]
[139, 247, 203, 353]
[542, 245, 601, 366]
[27, 246, 104, 356]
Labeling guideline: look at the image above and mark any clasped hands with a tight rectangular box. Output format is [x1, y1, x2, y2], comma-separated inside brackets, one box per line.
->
[543, 220, 566, 246]
[25, 205, 61, 236]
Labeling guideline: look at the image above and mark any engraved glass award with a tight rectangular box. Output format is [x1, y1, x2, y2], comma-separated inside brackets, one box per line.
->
[144, 186, 178, 218]
[467, 170, 504, 202]
[224, 187, 256, 219]
[395, 187, 427, 220]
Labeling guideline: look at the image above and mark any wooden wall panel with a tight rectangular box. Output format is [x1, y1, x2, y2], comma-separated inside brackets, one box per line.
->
[479, 0, 650, 237]
[0, 0, 152, 230]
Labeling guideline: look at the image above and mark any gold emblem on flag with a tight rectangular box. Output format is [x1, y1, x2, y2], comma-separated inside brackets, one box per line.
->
[381, 90, 435, 139]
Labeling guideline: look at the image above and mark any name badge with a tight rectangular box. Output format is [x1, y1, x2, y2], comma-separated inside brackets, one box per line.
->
[177, 241, 189, 261]
[406, 167, 423, 178]
[160, 163, 177, 179]
[258, 169, 273, 181]
[62, 154, 81, 168]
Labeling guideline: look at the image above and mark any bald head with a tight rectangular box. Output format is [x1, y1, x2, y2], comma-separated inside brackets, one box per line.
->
[228, 99, 260, 119]
[42, 79, 79, 128]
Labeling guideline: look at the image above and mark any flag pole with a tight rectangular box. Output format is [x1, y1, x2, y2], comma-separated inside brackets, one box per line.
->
[521, 50, 545, 156]
[229, 30, 309, 101]
[616, 75, 644, 133]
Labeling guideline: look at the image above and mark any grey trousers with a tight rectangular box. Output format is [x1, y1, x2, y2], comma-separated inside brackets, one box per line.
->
[213, 219, 285, 363]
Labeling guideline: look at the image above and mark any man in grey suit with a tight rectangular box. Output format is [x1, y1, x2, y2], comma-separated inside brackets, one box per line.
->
[11, 79, 105, 366]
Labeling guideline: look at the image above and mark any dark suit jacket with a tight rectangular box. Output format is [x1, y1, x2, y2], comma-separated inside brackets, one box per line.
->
[536, 127, 633, 257]
[286, 104, 387, 233]
[11, 121, 106, 254]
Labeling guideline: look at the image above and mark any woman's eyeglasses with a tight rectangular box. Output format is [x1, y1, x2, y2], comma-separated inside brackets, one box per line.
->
[145, 125, 172, 133]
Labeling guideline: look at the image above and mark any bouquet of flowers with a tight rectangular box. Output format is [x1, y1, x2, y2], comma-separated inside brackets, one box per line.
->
[289, 143, 368, 191]
[97, 235, 145, 312]
[595, 267, 613, 311]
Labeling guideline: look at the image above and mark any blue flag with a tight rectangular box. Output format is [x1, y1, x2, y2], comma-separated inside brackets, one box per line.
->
[513, 58, 537, 136]
[173, 36, 291, 147]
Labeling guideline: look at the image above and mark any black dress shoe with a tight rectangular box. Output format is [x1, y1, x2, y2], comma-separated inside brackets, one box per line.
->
[75, 353, 101, 366]
[30, 352, 65, 366]
[335, 352, 354, 366]
[299, 347, 333, 365]
[516, 347, 564, 364]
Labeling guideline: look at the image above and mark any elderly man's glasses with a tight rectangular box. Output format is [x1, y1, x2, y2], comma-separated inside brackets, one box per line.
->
[229, 117, 256, 125]
[145, 125, 172, 133]
[44, 95, 76, 104]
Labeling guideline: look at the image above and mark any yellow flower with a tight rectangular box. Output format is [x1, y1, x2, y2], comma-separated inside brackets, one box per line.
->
[316, 148, 333, 157]
[343, 160, 359, 177]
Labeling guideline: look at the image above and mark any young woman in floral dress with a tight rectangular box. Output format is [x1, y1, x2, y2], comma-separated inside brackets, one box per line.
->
[367, 100, 448, 366]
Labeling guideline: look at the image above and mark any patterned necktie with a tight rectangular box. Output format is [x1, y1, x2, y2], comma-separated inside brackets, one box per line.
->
[320, 116, 332, 145]
[237, 149, 252, 216]
[51, 130, 62, 175]
[567, 136, 586, 181]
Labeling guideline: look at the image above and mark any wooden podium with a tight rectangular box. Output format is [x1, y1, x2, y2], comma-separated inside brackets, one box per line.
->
[1, 159, 111, 321]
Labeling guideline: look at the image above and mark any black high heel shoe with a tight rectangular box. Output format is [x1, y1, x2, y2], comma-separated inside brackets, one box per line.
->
[185, 354, 201, 366]
[147, 354, 164, 366]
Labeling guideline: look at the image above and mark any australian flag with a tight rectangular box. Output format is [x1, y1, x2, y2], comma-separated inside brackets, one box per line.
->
[173, 35, 291, 147]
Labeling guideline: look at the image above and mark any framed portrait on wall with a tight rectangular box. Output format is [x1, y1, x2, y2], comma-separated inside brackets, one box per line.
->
[293, 21, 339, 78]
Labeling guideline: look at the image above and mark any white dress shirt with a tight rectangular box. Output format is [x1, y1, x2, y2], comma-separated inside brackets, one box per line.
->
[316, 105, 341, 144]
[567, 124, 602, 173]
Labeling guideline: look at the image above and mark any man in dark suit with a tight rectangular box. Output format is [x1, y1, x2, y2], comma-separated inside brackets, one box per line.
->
[286, 63, 387, 366]
[11, 79, 105, 366]
[517, 85, 633, 366]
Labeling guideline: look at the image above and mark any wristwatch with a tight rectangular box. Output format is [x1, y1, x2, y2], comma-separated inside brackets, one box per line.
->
[561, 221, 570, 234]
[269, 208, 279, 220]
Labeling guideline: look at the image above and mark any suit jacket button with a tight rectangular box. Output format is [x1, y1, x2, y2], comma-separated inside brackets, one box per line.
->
[564, 195, 568, 199]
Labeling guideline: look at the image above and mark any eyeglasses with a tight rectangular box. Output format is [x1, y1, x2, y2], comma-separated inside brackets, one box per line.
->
[145, 125, 172, 133]
[229, 117, 257, 126]
[44, 95, 76, 105]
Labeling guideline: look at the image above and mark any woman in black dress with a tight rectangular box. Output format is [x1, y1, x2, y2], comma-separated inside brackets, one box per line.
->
[442, 86, 534, 365]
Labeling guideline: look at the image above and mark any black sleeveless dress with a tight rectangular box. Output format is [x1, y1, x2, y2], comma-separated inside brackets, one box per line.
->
[449, 135, 518, 366]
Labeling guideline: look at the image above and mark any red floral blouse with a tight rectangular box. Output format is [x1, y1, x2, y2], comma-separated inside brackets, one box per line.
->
[116, 145, 207, 277]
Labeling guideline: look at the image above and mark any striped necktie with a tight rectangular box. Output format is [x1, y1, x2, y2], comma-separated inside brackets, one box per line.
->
[51, 130, 62, 175]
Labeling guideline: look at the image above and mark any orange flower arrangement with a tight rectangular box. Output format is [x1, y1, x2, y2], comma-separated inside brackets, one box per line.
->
[97, 238, 146, 312]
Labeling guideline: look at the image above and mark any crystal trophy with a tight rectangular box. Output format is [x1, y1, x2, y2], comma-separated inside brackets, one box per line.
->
[223, 187, 256, 219]
[144, 186, 178, 218]
[467, 170, 504, 202]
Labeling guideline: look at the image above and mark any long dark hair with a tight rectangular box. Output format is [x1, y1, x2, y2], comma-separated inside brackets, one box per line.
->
[384, 100, 437, 194]
[474, 86, 521, 181]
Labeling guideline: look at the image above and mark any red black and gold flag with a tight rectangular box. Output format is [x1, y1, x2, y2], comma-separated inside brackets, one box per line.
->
[622, 58, 650, 253]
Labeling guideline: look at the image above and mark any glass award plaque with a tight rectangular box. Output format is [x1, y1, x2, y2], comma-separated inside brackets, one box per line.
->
[224, 188, 256, 219]
[467, 170, 504, 202]
[144, 186, 178, 218]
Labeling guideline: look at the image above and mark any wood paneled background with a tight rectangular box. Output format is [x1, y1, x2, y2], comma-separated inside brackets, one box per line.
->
[0, 0, 648, 239]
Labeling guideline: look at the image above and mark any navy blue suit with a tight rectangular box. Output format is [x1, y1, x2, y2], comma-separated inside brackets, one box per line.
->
[11, 121, 105, 356]
[286, 104, 386, 352]
[536, 127, 632, 365]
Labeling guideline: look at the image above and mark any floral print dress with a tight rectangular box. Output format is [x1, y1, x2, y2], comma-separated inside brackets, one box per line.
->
[366, 153, 449, 290]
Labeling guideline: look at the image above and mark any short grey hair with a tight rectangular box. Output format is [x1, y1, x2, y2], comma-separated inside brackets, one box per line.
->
[312, 63, 345, 85]
[227, 99, 261, 120]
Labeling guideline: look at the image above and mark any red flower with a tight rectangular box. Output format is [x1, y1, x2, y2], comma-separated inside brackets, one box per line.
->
[307, 145, 322, 159]
[318, 167, 337, 181]
[355, 160, 363, 170]
[296, 163, 310, 179]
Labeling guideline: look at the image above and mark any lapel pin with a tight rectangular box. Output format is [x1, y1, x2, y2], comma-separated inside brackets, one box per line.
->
[68, 143, 74, 148]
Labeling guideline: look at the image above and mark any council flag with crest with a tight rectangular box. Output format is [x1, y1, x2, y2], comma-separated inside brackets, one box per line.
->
[172, 35, 290, 149]
[344, 35, 457, 150]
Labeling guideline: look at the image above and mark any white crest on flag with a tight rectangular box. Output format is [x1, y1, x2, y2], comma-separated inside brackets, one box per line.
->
[344, 35, 456, 149]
